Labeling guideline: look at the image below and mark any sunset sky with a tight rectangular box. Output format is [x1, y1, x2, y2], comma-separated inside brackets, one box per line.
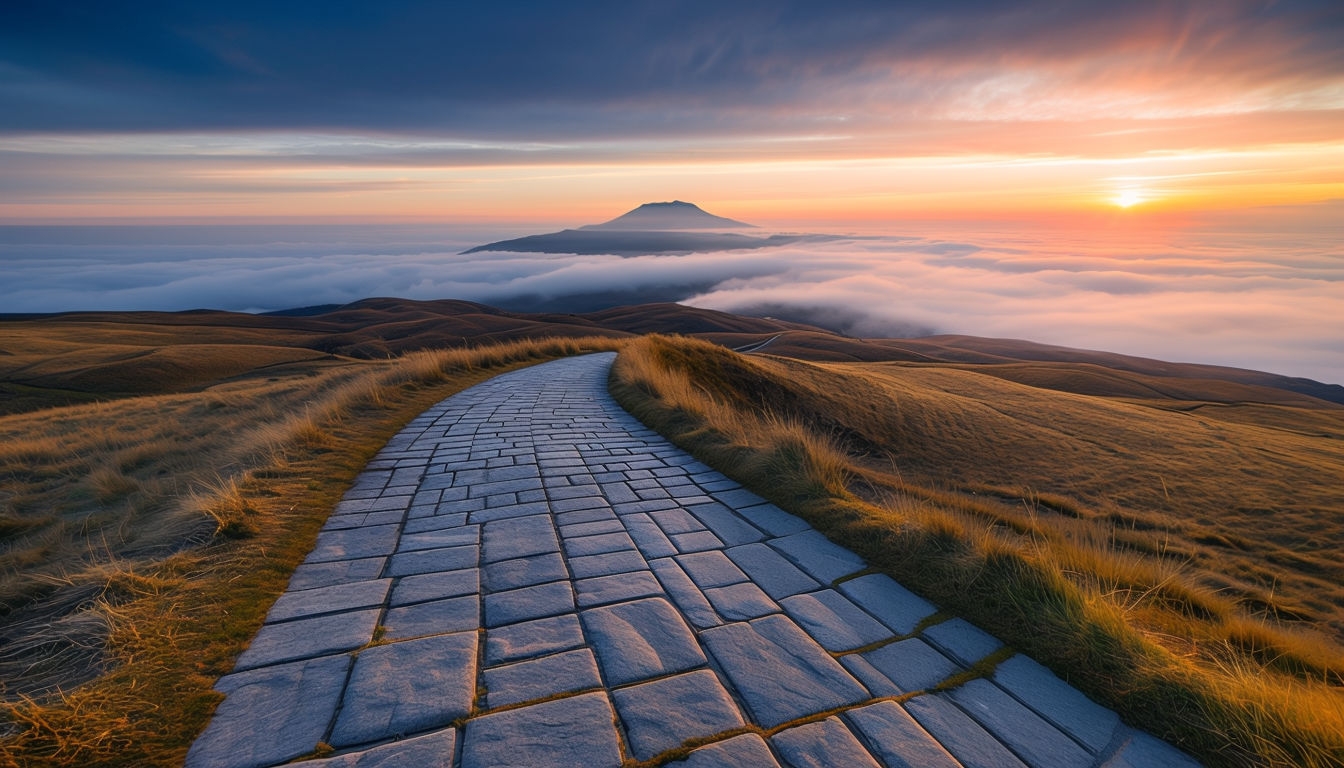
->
[3, 2, 1343, 383]
[3, 1, 1342, 225]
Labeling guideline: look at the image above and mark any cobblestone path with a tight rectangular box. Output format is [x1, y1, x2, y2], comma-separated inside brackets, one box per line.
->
[188, 352, 1201, 768]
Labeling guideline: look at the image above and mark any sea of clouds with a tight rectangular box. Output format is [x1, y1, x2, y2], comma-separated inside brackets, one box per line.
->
[1, 222, 1340, 384]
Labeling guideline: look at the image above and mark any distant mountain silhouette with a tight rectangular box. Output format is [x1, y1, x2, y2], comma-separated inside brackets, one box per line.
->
[581, 201, 753, 230]
[462, 230, 824, 256]
[462, 201, 787, 255]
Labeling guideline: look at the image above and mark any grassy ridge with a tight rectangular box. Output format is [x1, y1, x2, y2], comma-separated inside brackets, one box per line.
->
[608, 334, 1344, 768]
[0, 338, 620, 767]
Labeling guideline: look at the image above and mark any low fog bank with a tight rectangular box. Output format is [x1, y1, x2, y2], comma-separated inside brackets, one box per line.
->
[1, 224, 1340, 385]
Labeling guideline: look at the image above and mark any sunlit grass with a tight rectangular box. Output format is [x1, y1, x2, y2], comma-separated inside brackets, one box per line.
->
[609, 334, 1344, 768]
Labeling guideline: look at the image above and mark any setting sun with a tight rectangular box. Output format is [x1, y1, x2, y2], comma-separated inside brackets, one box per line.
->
[1113, 188, 1145, 208]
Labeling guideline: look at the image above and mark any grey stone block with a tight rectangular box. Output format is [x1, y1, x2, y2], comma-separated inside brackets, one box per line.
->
[724, 543, 819, 600]
[780, 589, 892, 652]
[575, 570, 663, 608]
[386, 545, 478, 577]
[398, 527, 478, 553]
[306, 524, 401, 563]
[484, 648, 602, 709]
[485, 612, 585, 664]
[839, 654, 903, 697]
[769, 530, 866, 584]
[677, 550, 749, 588]
[670, 530, 724, 552]
[704, 581, 780, 621]
[484, 580, 575, 627]
[993, 653, 1120, 752]
[612, 669, 746, 761]
[859, 638, 961, 692]
[837, 573, 937, 635]
[299, 727, 457, 767]
[904, 693, 1029, 768]
[843, 701, 961, 768]
[581, 597, 706, 685]
[559, 519, 625, 538]
[186, 654, 350, 768]
[461, 692, 621, 768]
[568, 549, 647, 578]
[331, 632, 478, 747]
[687, 502, 766, 546]
[562, 531, 637, 557]
[922, 617, 1003, 666]
[482, 552, 568, 591]
[287, 556, 386, 591]
[701, 614, 869, 728]
[390, 569, 478, 606]
[680, 734, 781, 768]
[234, 608, 379, 671]
[625, 513, 679, 558]
[383, 595, 478, 639]
[1101, 727, 1204, 768]
[947, 678, 1093, 768]
[711, 488, 767, 509]
[265, 579, 390, 623]
[482, 514, 558, 563]
[772, 716, 881, 768]
[648, 557, 721, 629]
[647, 507, 705, 535]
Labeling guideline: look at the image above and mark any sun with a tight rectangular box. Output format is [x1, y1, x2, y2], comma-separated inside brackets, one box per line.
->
[1113, 189, 1145, 208]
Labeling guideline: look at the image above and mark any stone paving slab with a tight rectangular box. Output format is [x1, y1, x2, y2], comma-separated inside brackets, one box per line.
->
[187, 654, 349, 768]
[461, 692, 622, 768]
[772, 716, 882, 768]
[680, 733, 781, 767]
[483, 647, 601, 708]
[300, 727, 456, 767]
[701, 614, 869, 727]
[191, 353, 1202, 767]
[581, 596, 706, 686]
[612, 669, 745, 761]
[330, 631, 477, 747]
[263, 578, 390, 623]
[844, 701, 962, 768]
[233, 608, 379, 671]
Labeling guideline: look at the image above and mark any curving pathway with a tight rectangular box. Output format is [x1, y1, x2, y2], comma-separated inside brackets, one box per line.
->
[188, 352, 1201, 768]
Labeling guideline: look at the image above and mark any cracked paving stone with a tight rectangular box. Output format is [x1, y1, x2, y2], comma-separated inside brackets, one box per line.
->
[581, 597, 706, 686]
[772, 716, 881, 768]
[484, 648, 601, 709]
[330, 631, 477, 748]
[701, 614, 868, 728]
[461, 691, 621, 768]
[186, 654, 350, 768]
[612, 669, 745, 761]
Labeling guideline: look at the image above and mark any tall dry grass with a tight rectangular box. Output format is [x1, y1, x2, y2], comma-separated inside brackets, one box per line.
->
[0, 336, 619, 767]
[610, 334, 1344, 768]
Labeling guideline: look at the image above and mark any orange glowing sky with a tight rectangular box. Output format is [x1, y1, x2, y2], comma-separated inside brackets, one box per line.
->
[2, 2, 1342, 227]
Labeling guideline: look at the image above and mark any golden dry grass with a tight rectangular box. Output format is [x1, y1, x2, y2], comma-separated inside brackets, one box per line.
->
[610, 334, 1344, 768]
[0, 336, 621, 767]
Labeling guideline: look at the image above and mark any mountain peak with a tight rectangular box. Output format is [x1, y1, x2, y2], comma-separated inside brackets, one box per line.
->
[583, 201, 754, 230]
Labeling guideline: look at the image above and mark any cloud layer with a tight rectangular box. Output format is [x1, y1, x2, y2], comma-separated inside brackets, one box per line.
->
[3, 223, 1340, 384]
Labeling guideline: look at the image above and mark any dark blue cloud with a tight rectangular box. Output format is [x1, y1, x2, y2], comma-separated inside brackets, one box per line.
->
[3, 1, 1341, 134]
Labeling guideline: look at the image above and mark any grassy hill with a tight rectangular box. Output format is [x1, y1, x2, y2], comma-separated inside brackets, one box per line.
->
[610, 334, 1344, 767]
